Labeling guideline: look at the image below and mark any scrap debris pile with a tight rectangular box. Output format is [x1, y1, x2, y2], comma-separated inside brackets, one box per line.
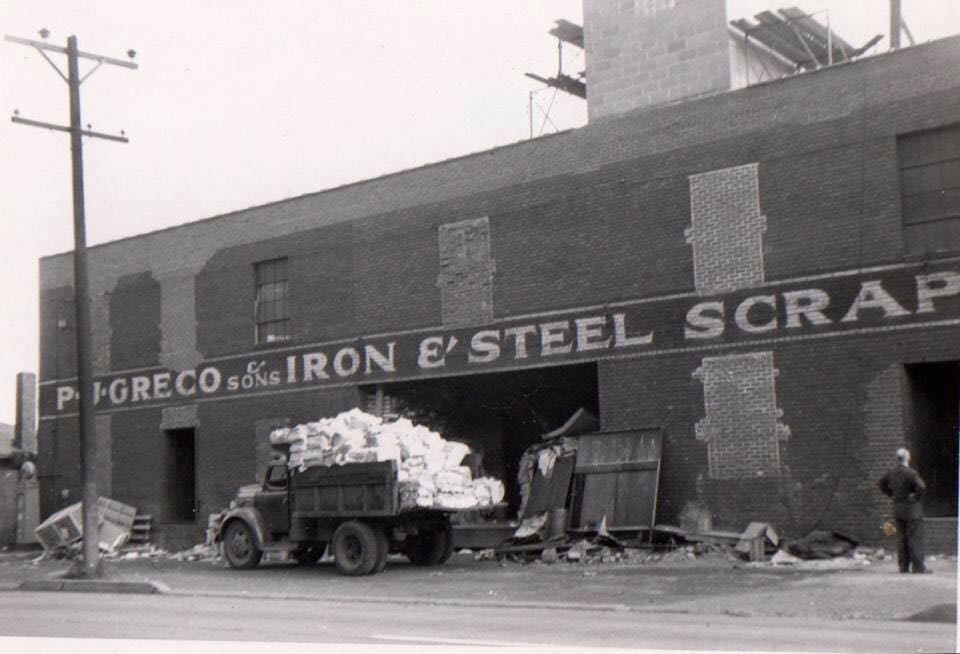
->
[491, 536, 903, 569]
[269, 408, 505, 511]
[493, 514, 915, 570]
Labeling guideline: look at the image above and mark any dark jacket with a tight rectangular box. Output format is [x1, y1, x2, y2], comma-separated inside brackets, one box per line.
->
[878, 464, 926, 519]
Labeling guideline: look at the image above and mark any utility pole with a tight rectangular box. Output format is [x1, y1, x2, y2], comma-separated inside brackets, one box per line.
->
[5, 31, 136, 578]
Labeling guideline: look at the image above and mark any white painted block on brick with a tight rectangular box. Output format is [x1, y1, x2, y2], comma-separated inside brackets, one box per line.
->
[438, 216, 495, 327]
[686, 162, 766, 296]
[692, 350, 790, 479]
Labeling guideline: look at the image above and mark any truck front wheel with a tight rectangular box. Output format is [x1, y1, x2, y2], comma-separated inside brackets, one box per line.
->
[222, 520, 263, 570]
[332, 521, 379, 576]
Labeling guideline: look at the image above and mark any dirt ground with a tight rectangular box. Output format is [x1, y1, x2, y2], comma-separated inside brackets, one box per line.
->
[1, 544, 955, 625]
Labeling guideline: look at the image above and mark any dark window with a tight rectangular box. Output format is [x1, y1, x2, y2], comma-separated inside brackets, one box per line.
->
[904, 362, 959, 518]
[254, 258, 290, 344]
[898, 124, 960, 255]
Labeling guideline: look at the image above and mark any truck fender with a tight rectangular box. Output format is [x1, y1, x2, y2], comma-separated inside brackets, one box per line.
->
[217, 507, 269, 550]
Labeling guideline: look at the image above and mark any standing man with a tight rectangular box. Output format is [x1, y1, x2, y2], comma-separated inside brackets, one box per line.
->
[878, 447, 928, 574]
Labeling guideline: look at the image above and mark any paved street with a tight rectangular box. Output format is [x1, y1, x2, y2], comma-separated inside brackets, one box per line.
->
[0, 548, 956, 652]
[0, 589, 954, 653]
[3, 549, 956, 618]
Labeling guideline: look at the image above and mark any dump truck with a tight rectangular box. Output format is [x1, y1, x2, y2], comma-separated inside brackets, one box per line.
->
[216, 457, 456, 576]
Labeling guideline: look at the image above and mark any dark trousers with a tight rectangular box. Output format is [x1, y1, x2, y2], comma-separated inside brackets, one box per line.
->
[894, 517, 926, 573]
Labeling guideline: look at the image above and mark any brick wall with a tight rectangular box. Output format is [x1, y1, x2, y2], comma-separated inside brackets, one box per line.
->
[195, 221, 361, 357]
[94, 414, 112, 498]
[109, 409, 163, 524]
[595, 321, 960, 540]
[860, 365, 908, 518]
[925, 519, 958, 555]
[39, 39, 960, 378]
[39, 286, 76, 382]
[196, 387, 360, 528]
[40, 39, 960, 378]
[36, 417, 79, 519]
[583, 0, 731, 121]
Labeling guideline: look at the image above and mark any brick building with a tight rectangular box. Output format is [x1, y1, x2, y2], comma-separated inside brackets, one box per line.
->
[36, 1, 960, 550]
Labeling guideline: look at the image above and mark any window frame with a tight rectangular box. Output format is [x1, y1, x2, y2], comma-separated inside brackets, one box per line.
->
[254, 257, 291, 345]
[898, 124, 960, 255]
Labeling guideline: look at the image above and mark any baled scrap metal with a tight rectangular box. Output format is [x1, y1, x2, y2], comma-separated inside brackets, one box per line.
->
[270, 408, 504, 512]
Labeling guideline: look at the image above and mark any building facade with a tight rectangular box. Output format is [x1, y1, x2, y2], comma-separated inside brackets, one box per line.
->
[36, 28, 960, 549]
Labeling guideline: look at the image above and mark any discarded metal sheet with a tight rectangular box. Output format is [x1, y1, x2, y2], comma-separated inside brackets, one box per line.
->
[541, 407, 599, 441]
[522, 454, 575, 519]
[731, 7, 880, 71]
[572, 429, 662, 535]
[523, 72, 586, 99]
[548, 19, 583, 49]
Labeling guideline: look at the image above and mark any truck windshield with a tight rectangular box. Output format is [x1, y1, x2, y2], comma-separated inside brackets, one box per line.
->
[265, 465, 287, 489]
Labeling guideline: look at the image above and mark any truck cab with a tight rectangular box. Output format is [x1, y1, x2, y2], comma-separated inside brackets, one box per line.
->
[254, 463, 290, 536]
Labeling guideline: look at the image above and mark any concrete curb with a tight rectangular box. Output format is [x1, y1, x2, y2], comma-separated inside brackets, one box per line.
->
[161, 587, 691, 615]
[4, 578, 687, 614]
[18, 579, 166, 594]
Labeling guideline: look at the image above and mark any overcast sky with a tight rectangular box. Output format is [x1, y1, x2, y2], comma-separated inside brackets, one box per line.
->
[1, 0, 958, 425]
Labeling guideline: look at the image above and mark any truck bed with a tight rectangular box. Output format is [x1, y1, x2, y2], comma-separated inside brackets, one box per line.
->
[290, 460, 400, 518]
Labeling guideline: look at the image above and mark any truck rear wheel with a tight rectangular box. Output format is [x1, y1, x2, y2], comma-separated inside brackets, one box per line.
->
[332, 521, 379, 576]
[404, 520, 454, 566]
[222, 520, 262, 570]
[436, 520, 455, 564]
[372, 526, 389, 574]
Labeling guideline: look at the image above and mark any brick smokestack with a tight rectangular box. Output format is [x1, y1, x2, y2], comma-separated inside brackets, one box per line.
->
[583, 0, 731, 121]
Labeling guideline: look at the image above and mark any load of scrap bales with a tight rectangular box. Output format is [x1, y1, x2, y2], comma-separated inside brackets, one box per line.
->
[269, 408, 505, 512]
